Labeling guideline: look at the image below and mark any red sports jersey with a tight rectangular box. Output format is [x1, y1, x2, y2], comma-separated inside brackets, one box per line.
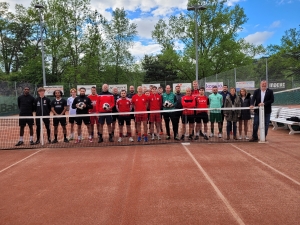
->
[116, 97, 132, 115]
[181, 95, 196, 115]
[148, 93, 162, 110]
[195, 95, 209, 113]
[88, 94, 98, 113]
[97, 93, 115, 113]
[132, 94, 148, 111]
[192, 89, 200, 98]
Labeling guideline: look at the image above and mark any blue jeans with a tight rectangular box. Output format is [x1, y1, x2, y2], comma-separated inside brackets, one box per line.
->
[227, 121, 237, 137]
[252, 113, 271, 139]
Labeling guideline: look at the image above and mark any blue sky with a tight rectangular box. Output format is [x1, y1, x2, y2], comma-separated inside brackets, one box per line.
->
[7, 0, 300, 59]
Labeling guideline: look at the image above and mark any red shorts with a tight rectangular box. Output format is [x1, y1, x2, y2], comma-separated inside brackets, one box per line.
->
[135, 113, 148, 122]
[90, 116, 99, 125]
[149, 113, 162, 123]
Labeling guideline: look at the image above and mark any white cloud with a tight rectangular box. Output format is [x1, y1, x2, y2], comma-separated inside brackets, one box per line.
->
[270, 20, 281, 29]
[226, 0, 243, 6]
[131, 17, 160, 39]
[129, 42, 162, 59]
[277, 0, 294, 4]
[244, 31, 274, 45]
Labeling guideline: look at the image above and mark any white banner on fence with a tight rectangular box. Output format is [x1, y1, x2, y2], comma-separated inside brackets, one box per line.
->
[236, 81, 255, 91]
[205, 82, 223, 92]
[142, 84, 161, 89]
[172, 83, 192, 93]
[108, 84, 127, 93]
[77, 85, 96, 95]
[44, 86, 64, 96]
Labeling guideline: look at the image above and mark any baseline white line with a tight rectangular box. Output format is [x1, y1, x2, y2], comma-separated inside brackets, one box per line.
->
[231, 144, 300, 186]
[182, 144, 245, 225]
[0, 150, 43, 174]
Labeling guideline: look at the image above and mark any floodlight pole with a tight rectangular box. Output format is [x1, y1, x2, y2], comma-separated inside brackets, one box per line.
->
[187, 5, 207, 83]
[35, 4, 46, 87]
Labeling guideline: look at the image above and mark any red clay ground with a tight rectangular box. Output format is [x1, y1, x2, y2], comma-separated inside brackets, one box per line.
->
[0, 128, 299, 225]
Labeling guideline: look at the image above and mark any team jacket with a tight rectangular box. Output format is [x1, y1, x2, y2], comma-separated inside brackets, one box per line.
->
[71, 95, 93, 114]
[116, 97, 132, 115]
[132, 94, 148, 111]
[195, 95, 209, 114]
[148, 93, 162, 111]
[35, 96, 51, 116]
[97, 91, 115, 113]
[88, 94, 98, 113]
[18, 94, 35, 116]
[181, 95, 196, 115]
[192, 89, 200, 98]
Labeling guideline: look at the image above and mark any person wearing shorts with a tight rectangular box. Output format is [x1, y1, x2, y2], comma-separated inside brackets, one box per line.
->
[67, 88, 77, 140]
[51, 90, 69, 143]
[132, 86, 148, 142]
[209, 86, 223, 138]
[97, 84, 115, 143]
[88, 86, 100, 139]
[181, 87, 196, 140]
[15, 87, 35, 146]
[111, 87, 120, 135]
[116, 90, 134, 142]
[195, 87, 209, 140]
[148, 86, 162, 140]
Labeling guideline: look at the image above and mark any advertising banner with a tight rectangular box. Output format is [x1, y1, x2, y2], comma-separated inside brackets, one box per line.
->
[77, 85, 96, 95]
[108, 84, 128, 93]
[44, 86, 64, 96]
[205, 82, 223, 92]
[236, 81, 255, 91]
[268, 82, 286, 89]
[172, 83, 192, 93]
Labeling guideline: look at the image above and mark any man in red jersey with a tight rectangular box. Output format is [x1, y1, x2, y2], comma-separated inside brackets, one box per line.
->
[116, 90, 134, 142]
[132, 86, 148, 142]
[191, 80, 200, 136]
[148, 86, 162, 140]
[97, 84, 115, 143]
[181, 87, 196, 141]
[88, 86, 100, 139]
[195, 87, 209, 140]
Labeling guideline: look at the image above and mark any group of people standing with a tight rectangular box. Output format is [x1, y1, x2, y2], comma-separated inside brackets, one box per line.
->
[15, 80, 274, 146]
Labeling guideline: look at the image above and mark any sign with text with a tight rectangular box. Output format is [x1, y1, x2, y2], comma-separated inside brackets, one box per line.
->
[44, 86, 64, 96]
[269, 82, 286, 89]
[108, 84, 128, 93]
[236, 81, 255, 91]
[77, 85, 96, 95]
[172, 83, 192, 93]
[142, 84, 161, 89]
[205, 82, 223, 92]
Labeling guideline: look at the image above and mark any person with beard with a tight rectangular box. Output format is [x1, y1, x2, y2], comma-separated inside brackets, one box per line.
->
[209, 86, 223, 138]
[34, 87, 51, 144]
[51, 90, 69, 143]
[224, 87, 241, 140]
[15, 87, 35, 146]
[181, 87, 196, 140]
[238, 88, 251, 140]
[72, 87, 93, 143]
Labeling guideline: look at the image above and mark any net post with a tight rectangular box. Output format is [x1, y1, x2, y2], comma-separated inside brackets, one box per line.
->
[40, 117, 44, 146]
[259, 106, 266, 143]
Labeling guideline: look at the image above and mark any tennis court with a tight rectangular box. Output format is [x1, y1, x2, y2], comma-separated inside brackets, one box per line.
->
[0, 127, 299, 225]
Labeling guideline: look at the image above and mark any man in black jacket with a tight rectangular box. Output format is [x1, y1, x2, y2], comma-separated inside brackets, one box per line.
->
[35, 87, 51, 144]
[249, 80, 274, 142]
[72, 87, 93, 143]
[15, 87, 35, 146]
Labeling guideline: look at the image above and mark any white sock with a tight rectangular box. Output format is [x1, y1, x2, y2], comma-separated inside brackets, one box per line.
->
[30, 136, 33, 141]
[78, 135, 81, 140]
[20, 136, 23, 141]
[196, 132, 199, 136]
[89, 135, 92, 139]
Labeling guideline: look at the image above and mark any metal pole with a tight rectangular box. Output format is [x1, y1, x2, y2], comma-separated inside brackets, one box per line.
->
[195, 9, 199, 83]
[39, 9, 46, 87]
[265, 58, 268, 84]
[259, 106, 266, 143]
[234, 68, 237, 87]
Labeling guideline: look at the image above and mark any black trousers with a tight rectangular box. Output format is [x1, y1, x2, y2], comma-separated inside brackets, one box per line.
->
[35, 118, 51, 140]
[162, 111, 179, 137]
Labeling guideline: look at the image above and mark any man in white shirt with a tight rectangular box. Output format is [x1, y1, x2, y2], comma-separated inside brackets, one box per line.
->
[67, 88, 77, 140]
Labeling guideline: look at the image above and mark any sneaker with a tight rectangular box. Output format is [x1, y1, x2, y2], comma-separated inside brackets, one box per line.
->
[233, 136, 238, 140]
[166, 136, 171, 140]
[188, 135, 193, 140]
[52, 139, 58, 144]
[226, 136, 230, 140]
[75, 139, 81, 144]
[68, 136, 74, 141]
[200, 131, 204, 137]
[98, 137, 103, 143]
[157, 135, 161, 140]
[64, 138, 69, 143]
[174, 135, 180, 141]
[30, 140, 35, 145]
[194, 135, 199, 140]
[35, 140, 40, 145]
[151, 134, 155, 141]
[180, 135, 185, 140]
[15, 141, 24, 146]
[137, 136, 142, 142]
[238, 136, 242, 140]
[118, 137, 122, 142]
[204, 135, 209, 140]
[249, 138, 258, 142]
[88, 137, 93, 143]
[48, 138, 51, 144]
[129, 137, 134, 142]
[209, 133, 214, 138]
[144, 136, 148, 142]
[245, 136, 249, 140]
[218, 133, 222, 138]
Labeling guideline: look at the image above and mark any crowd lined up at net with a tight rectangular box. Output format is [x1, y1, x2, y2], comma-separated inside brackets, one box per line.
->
[13, 79, 269, 147]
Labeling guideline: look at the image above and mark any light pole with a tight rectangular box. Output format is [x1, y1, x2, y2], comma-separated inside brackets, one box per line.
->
[35, 4, 46, 87]
[187, 4, 207, 83]
[261, 56, 269, 84]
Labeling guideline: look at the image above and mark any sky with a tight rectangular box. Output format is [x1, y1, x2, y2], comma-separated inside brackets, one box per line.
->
[5, 0, 300, 60]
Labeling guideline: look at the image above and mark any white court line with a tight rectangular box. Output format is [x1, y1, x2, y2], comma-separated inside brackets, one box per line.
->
[0, 150, 42, 174]
[231, 144, 300, 186]
[182, 144, 245, 225]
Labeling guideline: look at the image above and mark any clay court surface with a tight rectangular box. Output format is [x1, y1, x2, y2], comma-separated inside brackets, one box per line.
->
[0, 128, 299, 225]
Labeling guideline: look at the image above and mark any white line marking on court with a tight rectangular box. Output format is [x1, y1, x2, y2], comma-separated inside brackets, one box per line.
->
[0, 150, 43, 174]
[182, 144, 246, 225]
[231, 144, 300, 186]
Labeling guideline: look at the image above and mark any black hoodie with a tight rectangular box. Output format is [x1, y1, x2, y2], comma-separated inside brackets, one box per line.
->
[72, 95, 93, 114]
[35, 96, 51, 116]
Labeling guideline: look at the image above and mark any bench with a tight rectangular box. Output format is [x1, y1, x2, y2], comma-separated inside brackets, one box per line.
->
[270, 106, 281, 121]
[271, 108, 300, 134]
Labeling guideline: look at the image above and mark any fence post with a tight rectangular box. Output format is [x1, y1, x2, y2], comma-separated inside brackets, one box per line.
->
[259, 106, 266, 143]
[40, 117, 44, 146]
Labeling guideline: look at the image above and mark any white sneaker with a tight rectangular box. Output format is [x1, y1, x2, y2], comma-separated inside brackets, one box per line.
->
[238, 136, 243, 140]
[151, 134, 155, 140]
[118, 137, 122, 142]
[129, 137, 134, 142]
[245, 136, 249, 140]
[209, 133, 214, 138]
[218, 133, 222, 138]
[157, 135, 161, 140]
